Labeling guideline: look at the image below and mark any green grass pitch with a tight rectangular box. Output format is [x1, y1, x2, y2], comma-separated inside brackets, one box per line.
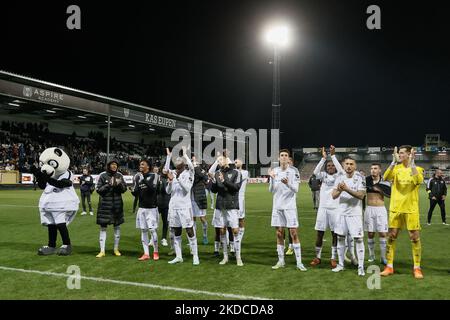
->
[0, 183, 449, 299]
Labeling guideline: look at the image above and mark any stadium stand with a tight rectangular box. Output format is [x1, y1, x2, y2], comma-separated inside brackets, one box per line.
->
[0, 120, 166, 175]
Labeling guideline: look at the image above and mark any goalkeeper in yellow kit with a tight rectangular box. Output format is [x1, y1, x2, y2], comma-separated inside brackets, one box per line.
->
[381, 145, 424, 279]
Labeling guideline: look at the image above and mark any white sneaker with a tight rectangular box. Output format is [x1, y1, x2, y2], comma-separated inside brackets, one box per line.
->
[219, 256, 229, 265]
[168, 257, 183, 264]
[358, 266, 366, 276]
[271, 261, 285, 270]
[368, 255, 375, 262]
[161, 239, 168, 247]
[89, 211, 94, 216]
[443, 222, 449, 226]
[81, 211, 87, 216]
[296, 263, 307, 271]
[193, 255, 200, 265]
[332, 264, 344, 273]
[236, 257, 244, 267]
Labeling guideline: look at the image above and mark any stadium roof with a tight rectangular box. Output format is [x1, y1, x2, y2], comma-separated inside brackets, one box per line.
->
[0, 70, 233, 134]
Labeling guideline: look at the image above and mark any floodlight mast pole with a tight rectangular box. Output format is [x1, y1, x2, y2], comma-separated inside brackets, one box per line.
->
[271, 45, 281, 143]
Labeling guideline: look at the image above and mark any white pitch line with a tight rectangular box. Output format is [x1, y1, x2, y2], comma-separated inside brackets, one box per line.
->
[0, 266, 272, 300]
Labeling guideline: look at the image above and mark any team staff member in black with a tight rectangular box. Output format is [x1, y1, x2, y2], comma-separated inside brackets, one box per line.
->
[308, 174, 322, 210]
[80, 168, 94, 216]
[95, 159, 127, 258]
[426, 169, 447, 225]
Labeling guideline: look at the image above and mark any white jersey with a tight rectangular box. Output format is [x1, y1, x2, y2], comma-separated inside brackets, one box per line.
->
[39, 170, 79, 212]
[313, 155, 344, 209]
[334, 172, 366, 216]
[269, 166, 300, 210]
[166, 154, 195, 210]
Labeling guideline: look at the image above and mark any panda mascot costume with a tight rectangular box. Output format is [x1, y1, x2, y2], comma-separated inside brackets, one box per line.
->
[33, 147, 79, 256]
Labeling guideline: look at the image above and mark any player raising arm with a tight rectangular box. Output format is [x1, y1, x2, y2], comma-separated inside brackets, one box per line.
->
[381, 146, 424, 279]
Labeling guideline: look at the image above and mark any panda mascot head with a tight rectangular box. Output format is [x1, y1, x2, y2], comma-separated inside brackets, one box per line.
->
[39, 147, 70, 178]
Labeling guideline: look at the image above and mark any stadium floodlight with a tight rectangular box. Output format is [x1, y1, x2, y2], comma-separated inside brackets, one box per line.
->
[77, 115, 87, 119]
[264, 24, 290, 48]
[45, 109, 56, 113]
[8, 103, 20, 107]
[128, 124, 135, 128]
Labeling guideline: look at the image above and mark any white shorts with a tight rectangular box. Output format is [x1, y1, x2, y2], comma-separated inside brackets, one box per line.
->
[169, 207, 194, 229]
[314, 207, 338, 232]
[364, 206, 388, 233]
[40, 209, 76, 226]
[334, 214, 364, 238]
[238, 196, 245, 219]
[192, 200, 207, 218]
[136, 208, 159, 230]
[213, 209, 239, 229]
[271, 209, 299, 228]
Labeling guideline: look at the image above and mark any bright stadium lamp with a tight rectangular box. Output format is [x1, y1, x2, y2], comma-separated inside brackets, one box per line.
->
[265, 25, 290, 48]
[263, 22, 292, 150]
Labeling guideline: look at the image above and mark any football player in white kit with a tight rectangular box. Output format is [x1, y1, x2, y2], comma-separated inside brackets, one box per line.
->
[269, 149, 307, 271]
[364, 163, 390, 264]
[234, 159, 248, 244]
[211, 155, 243, 266]
[310, 146, 343, 269]
[132, 159, 160, 261]
[331, 157, 367, 276]
[165, 146, 199, 265]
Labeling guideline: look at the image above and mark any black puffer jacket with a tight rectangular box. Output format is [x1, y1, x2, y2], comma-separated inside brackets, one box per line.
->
[211, 166, 241, 210]
[192, 166, 208, 209]
[96, 161, 127, 226]
[157, 175, 171, 210]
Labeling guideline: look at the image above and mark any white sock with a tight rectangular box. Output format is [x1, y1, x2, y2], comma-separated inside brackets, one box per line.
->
[238, 227, 245, 242]
[220, 234, 228, 258]
[331, 246, 337, 260]
[293, 243, 303, 265]
[315, 246, 322, 259]
[355, 238, 365, 268]
[347, 235, 355, 258]
[368, 238, 375, 258]
[174, 235, 182, 259]
[379, 237, 387, 261]
[234, 232, 241, 259]
[188, 235, 198, 257]
[226, 229, 230, 246]
[193, 221, 197, 237]
[337, 236, 346, 267]
[214, 241, 220, 252]
[141, 229, 149, 255]
[113, 226, 120, 250]
[202, 220, 208, 238]
[99, 228, 106, 252]
[150, 229, 158, 253]
[169, 229, 175, 249]
[277, 244, 285, 264]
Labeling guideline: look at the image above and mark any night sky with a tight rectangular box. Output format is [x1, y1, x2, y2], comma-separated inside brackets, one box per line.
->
[1, 0, 449, 149]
